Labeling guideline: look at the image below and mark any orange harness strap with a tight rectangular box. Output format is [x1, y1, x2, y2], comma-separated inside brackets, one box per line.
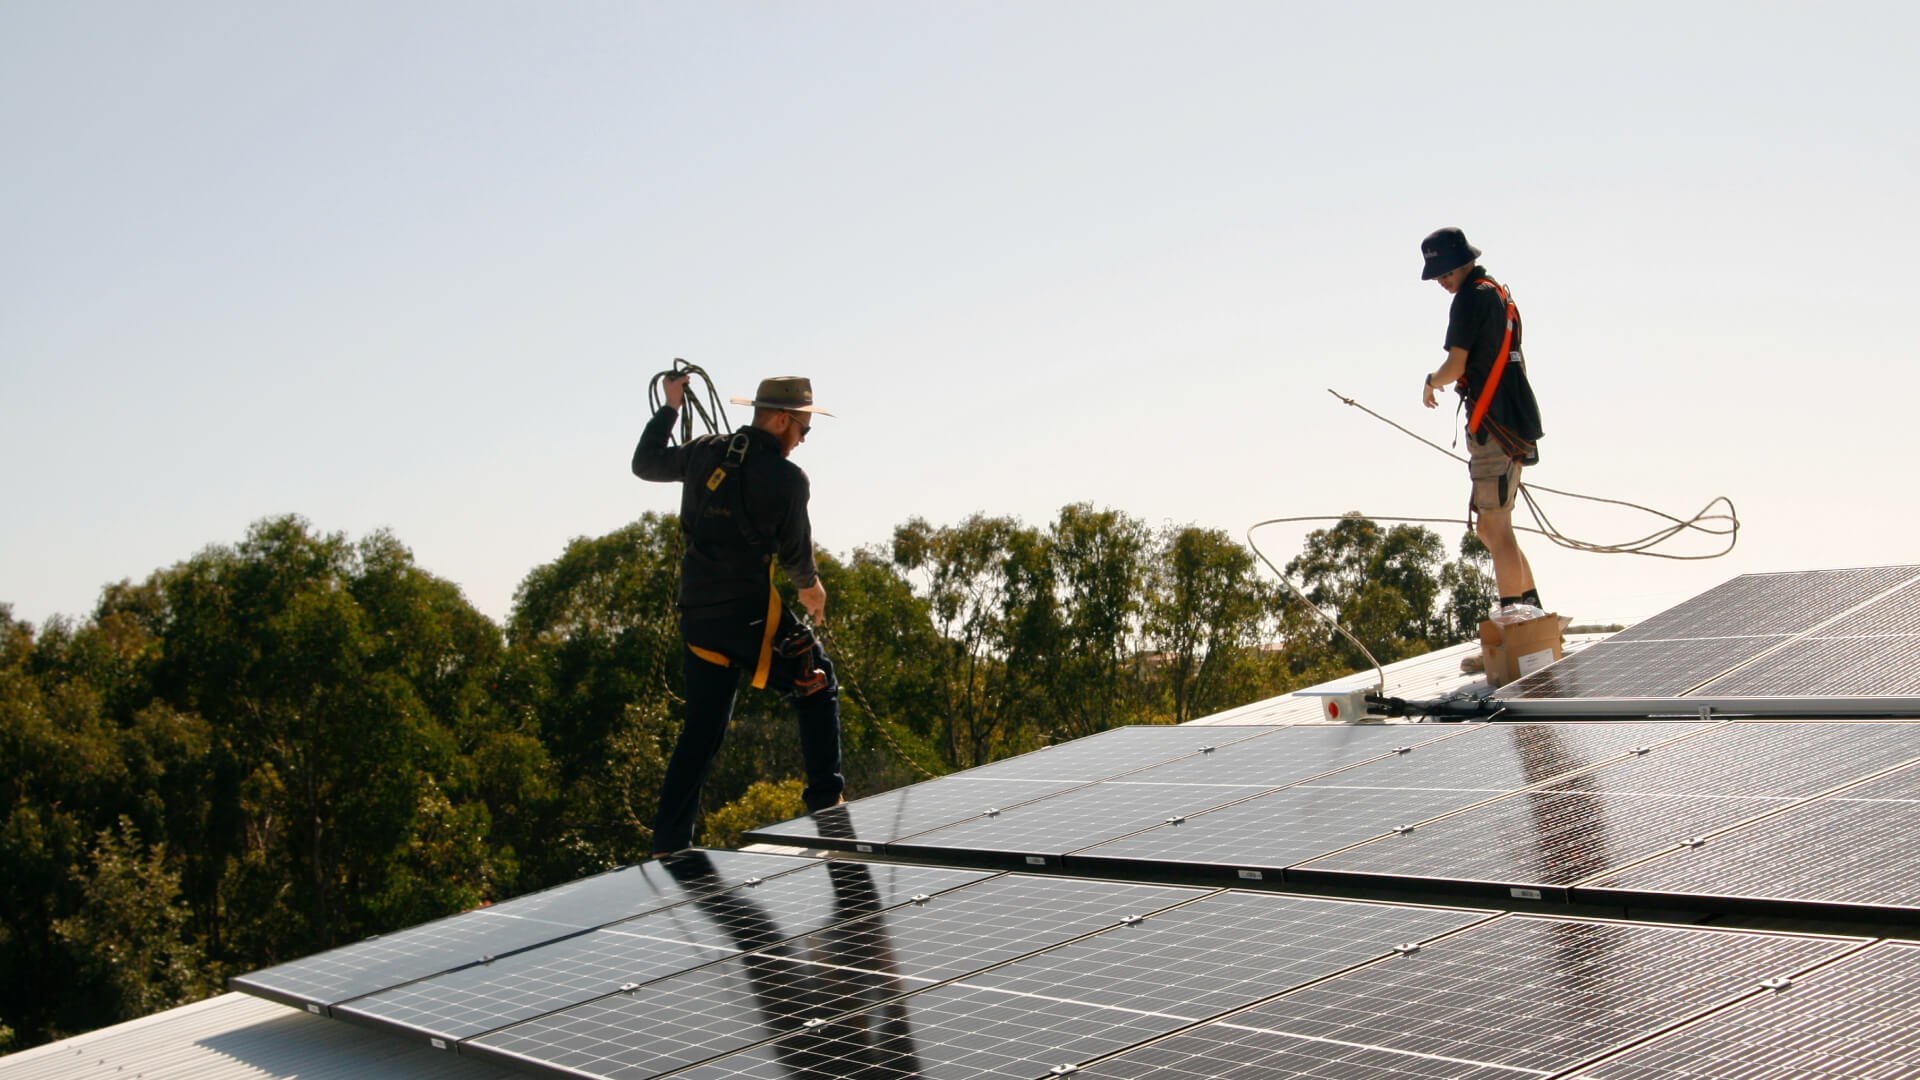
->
[1466, 278, 1516, 437]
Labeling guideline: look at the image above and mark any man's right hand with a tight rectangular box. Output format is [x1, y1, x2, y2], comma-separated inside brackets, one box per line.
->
[797, 580, 827, 623]
[664, 373, 689, 409]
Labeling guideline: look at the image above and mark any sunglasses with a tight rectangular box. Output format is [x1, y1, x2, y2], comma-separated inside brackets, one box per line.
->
[788, 412, 812, 440]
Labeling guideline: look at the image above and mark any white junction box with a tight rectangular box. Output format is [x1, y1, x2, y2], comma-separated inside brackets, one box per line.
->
[1294, 685, 1377, 723]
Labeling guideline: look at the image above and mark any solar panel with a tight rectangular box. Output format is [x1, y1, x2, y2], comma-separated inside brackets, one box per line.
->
[1607, 567, 1920, 642]
[230, 848, 820, 1011]
[1291, 789, 1791, 898]
[1578, 762, 1920, 918]
[332, 860, 989, 1041]
[1289, 725, 1920, 898]
[1079, 916, 1860, 1080]
[466, 874, 1204, 1078]
[1570, 941, 1920, 1080]
[1498, 636, 1785, 699]
[953, 724, 1272, 782]
[655, 894, 1494, 1080]
[743, 776, 1086, 851]
[1072, 784, 1512, 878]
[1110, 724, 1462, 787]
[1501, 567, 1920, 702]
[960, 890, 1492, 1018]
[888, 781, 1277, 864]
[1539, 721, 1920, 798]
[1293, 722, 1710, 790]
[1692, 636, 1920, 696]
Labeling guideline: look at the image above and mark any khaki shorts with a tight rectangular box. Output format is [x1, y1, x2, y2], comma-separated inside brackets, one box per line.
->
[1467, 428, 1523, 513]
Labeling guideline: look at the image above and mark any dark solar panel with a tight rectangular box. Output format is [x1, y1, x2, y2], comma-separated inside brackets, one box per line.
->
[1110, 725, 1462, 787]
[953, 724, 1272, 782]
[1692, 636, 1920, 696]
[1810, 578, 1920, 635]
[1543, 722, 1920, 798]
[1572, 941, 1920, 1080]
[744, 775, 1085, 851]
[230, 848, 819, 1010]
[664, 986, 1179, 1080]
[888, 781, 1276, 863]
[1295, 722, 1710, 790]
[1502, 567, 1920, 701]
[1497, 636, 1785, 699]
[468, 874, 1203, 1079]
[1578, 763, 1920, 916]
[333, 860, 989, 1040]
[1606, 567, 1920, 642]
[961, 890, 1491, 1018]
[1072, 784, 1510, 877]
[1291, 790, 1790, 897]
[1081, 916, 1857, 1080]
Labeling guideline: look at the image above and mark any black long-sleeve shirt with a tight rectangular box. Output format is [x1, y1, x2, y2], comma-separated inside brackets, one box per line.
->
[632, 406, 820, 614]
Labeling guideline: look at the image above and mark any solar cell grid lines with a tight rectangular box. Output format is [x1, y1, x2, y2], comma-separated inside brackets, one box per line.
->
[1086, 917, 1859, 1080]
[1072, 784, 1508, 875]
[1074, 1020, 1544, 1080]
[1692, 635, 1920, 696]
[1807, 577, 1920, 635]
[1295, 722, 1709, 791]
[230, 848, 821, 1010]
[467, 874, 1202, 1078]
[952, 724, 1273, 782]
[333, 860, 989, 1041]
[1497, 636, 1784, 699]
[662, 986, 1178, 1080]
[1606, 566, 1920, 643]
[888, 781, 1277, 862]
[1569, 941, 1920, 1080]
[1292, 789, 1791, 895]
[959, 890, 1493, 1018]
[1578, 769, 1920, 915]
[1111, 724, 1462, 787]
[744, 776, 1084, 850]
[1542, 721, 1920, 798]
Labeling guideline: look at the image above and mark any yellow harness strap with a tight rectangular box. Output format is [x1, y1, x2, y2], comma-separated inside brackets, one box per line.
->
[751, 560, 781, 689]
[687, 644, 730, 668]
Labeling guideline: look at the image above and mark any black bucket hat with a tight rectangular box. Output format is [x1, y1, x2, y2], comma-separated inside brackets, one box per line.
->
[1420, 226, 1482, 280]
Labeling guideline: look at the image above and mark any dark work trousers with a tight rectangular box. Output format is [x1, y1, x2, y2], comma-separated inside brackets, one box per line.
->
[650, 607, 845, 852]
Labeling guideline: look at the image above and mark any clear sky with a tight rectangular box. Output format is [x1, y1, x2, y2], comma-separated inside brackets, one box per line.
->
[4, 2, 1916, 634]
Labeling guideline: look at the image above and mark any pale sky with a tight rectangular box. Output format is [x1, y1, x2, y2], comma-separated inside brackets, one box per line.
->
[4, 2, 1916, 634]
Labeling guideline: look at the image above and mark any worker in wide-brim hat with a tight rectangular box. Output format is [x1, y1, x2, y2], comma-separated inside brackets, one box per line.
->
[633, 374, 845, 856]
[1418, 227, 1547, 617]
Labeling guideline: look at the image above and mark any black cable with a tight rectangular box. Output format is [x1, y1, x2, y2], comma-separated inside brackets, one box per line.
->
[648, 358, 733, 443]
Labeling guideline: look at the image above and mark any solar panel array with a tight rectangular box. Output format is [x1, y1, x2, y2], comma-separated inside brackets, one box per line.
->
[239, 865, 1919, 1080]
[229, 565, 1920, 1080]
[1498, 565, 1920, 701]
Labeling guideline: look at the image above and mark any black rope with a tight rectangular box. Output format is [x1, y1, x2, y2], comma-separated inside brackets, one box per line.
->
[648, 358, 734, 443]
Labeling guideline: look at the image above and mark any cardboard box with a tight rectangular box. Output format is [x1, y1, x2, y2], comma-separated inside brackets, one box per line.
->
[1478, 613, 1569, 688]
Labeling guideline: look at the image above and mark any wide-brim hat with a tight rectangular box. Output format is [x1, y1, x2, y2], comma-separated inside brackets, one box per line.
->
[1420, 226, 1482, 280]
[730, 375, 833, 415]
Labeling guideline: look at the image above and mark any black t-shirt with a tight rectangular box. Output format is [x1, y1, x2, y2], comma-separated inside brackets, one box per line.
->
[1444, 266, 1522, 393]
[633, 410, 820, 614]
[1442, 266, 1543, 448]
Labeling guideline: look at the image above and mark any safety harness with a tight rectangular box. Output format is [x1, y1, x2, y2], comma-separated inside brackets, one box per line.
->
[1461, 277, 1539, 464]
[689, 432, 785, 689]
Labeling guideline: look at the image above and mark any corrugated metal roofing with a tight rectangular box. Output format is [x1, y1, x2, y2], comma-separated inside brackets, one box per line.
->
[0, 993, 514, 1080]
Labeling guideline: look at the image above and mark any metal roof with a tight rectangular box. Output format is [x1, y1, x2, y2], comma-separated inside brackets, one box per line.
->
[0, 992, 515, 1080]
